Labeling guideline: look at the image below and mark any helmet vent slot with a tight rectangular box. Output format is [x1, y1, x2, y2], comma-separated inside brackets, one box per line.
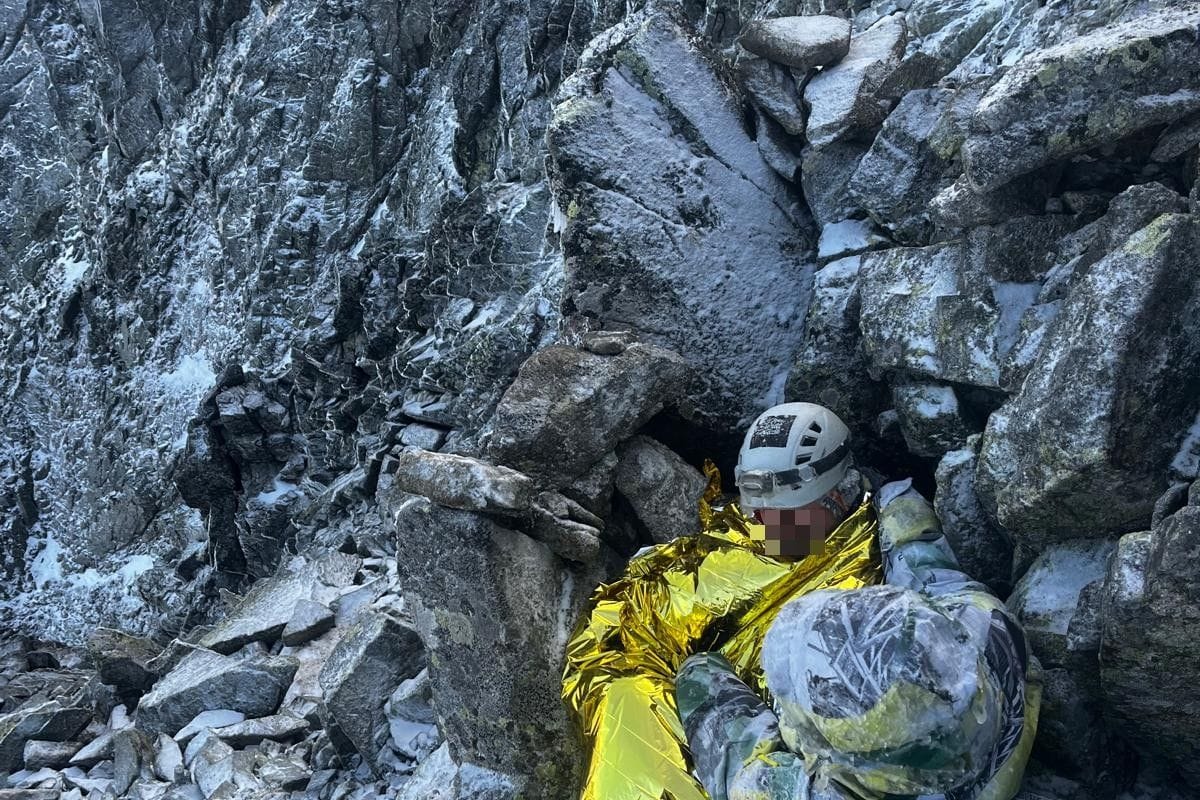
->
[810, 422, 822, 433]
[800, 435, 819, 447]
[796, 453, 812, 464]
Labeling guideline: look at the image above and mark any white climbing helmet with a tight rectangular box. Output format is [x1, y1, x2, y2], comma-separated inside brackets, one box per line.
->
[735, 402, 852, 511]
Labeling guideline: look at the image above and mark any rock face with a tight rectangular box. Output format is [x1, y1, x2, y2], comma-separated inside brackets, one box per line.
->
[739, 16, 851, 71]
[390, 451, 537, 513]
[173, 710, 245, 747]
[0, 0, 634, 642]
[738, 59, 808, 139]
[963, 6, 1200, 192]
[859, 241, 1003, 387]
[212, 712, 309, 747]
[4, 0, 1200, 797]
[22, 739, 81, 770]
[786, 256, 888, 452]
[995, 184, 1187, 395]
[1012, 539, 1114, 668]
[85, 629, 159, 703]
[815, 219, 889, 264]
[198, 569, 320, 655]
[0, 701, 91, 772]
[977, 214, 1200, 545]
[1101, 505, 1200, 784]
[547, 8, 815, 433]
[526, 490, 605, 564]
[891, 382, 972, 458]
[844, 86, 978, 242]
[800, 140, 870, 227]
[280, 600, 336, 647]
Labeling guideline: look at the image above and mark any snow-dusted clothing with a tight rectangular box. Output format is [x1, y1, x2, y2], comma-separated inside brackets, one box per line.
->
[676, 481, 1040, 800]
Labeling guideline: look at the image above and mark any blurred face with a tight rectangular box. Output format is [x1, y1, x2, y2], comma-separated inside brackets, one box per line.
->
[755, 498, 842, 558]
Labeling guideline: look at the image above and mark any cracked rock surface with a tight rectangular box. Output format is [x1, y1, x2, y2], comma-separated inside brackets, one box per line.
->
[3, 0, 1200, 797]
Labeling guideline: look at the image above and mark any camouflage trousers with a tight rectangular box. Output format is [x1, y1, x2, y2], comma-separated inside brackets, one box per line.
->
[677, 652, 825, 800]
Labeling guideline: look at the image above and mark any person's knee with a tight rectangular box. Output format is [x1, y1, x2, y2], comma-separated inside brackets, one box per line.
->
[762, 585, 1007, 796]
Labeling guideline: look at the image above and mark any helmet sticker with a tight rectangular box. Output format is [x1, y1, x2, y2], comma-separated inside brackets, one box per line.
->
[750, 414, 795, 448]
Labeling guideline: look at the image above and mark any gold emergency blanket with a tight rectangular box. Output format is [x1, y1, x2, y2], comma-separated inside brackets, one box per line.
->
[561, 463, 883, 800]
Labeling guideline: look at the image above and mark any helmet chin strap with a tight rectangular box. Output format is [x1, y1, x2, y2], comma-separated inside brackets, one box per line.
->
[817, 489, 850, 521]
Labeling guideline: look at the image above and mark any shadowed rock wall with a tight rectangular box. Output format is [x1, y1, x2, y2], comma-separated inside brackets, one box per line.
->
[2, 0, 1200, 797]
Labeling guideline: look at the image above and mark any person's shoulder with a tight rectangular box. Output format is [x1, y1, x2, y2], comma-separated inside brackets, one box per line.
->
[855, 466, 920, 504]
[877, 477, 916, 509]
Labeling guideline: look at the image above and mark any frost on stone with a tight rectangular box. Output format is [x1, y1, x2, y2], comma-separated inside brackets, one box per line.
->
[817, 218, 889, 262]
[859, 242, 1002, 387]
[1169, 408, 1200, 481]
[1, 239, 234, 639]
[977, 214, 1200, 544]
[548, 8, 814, 433]
[7, 534, 162, 644]
[892, 382, 971, 457]
[804, 14, 906, 147]
[1, 0, 1199, 794]
[989, 281, 1040, 360]
[1010, 539, 1115, 638]
[963, 5, 1200, 192]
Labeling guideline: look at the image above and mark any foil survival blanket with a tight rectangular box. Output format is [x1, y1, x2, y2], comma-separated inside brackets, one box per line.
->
[561, 463, 884, 800]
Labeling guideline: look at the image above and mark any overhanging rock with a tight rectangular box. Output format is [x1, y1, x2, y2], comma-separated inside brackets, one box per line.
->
[963, 5, 1200, 192]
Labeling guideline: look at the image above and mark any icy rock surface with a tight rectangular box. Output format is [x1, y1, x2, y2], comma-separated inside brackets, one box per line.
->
[739, 15, 851, 71]
[859, 240, 1004, 387]
[2, 0, 1200, 797]
[785, 255, 888, 459]
[1101, 504, 1200, 785]
[963, 6, 1200, 192]
[977, 214, 1200, 546]
[547, 7, 815, 433]
[891, 381, 971, 458]
[804, 13, 907, 147]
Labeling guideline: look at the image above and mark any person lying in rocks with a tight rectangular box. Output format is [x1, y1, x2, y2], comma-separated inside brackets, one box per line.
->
[674, 402, 1039, 800]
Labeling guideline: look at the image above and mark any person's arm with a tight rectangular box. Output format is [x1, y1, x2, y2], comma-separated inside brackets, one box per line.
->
[676, 652, 807, 800]
[875, 479, 992, 600]
[876, 481, 1041, 800]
